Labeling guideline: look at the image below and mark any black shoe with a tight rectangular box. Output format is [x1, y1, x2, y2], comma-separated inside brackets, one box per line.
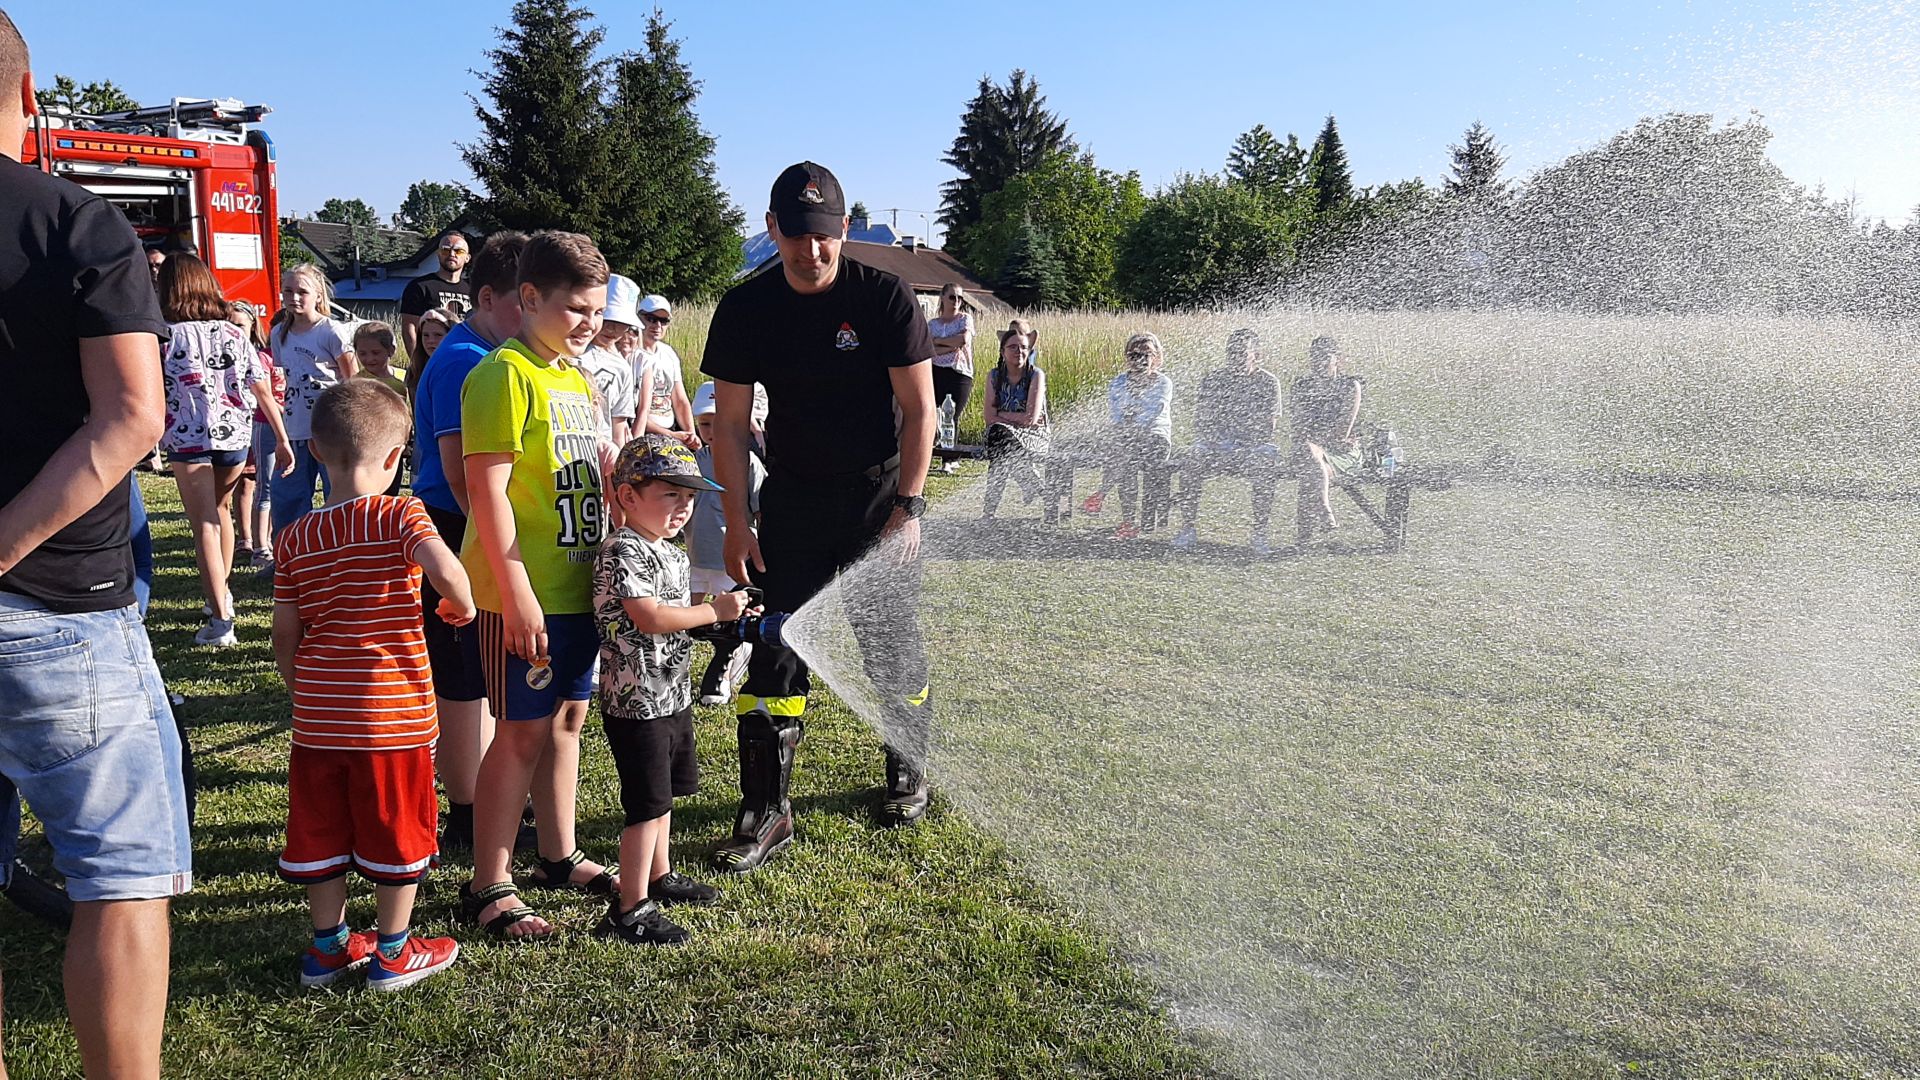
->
[440, 819, 473, 854]
[649, 871, 719, 906]
[2, 861, 73, 931]
[594, 899, 689, 946]
[878, 788, 929, 827]
[514, 803, 538, 852]
[711, 811, 793, 874]
[878, 748, 930, 828]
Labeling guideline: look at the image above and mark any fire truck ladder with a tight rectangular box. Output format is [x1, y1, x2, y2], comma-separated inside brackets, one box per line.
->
[41, 98, 272, 146]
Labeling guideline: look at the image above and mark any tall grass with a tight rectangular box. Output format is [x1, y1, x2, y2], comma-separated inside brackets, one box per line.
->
[666, 300, 1920, 484]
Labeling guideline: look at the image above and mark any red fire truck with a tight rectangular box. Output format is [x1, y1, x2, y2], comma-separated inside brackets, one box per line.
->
[22, 97, 282, 320]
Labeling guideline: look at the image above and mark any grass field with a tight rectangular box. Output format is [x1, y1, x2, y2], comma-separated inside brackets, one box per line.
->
[4, 308, 1917, 1078]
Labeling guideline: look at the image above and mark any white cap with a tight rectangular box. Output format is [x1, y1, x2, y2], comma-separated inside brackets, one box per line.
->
[605, 275, 640, 327]
[639, 294, 672, 316]
[692, 380, 717, 417]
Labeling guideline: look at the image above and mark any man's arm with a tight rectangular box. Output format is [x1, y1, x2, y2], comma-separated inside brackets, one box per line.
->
[0, 333, 163, 576]
[400, 315, 423, 366]
[437, 435, 469, 515]
[711, 379, 762, 583]
[892, 360, 936, 491]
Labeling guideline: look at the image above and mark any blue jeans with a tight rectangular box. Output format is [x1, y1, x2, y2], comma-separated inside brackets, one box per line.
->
[270, 439, 329, 540]
[130, 481, 152, 616]
[251, 421, 276, 510]
[0, 594, 193, 900]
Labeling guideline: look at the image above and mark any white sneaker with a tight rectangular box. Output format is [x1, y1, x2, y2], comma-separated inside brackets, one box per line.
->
[1250, 530, 1273, 556]
[201, 591, 235, 619]
[193, 618, 237, 648]
[1171, 526, 1197, 550]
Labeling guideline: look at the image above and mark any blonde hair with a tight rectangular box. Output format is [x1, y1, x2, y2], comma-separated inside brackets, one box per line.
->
[1124, 331, 1164, 374]
[274, 264, 335, 354]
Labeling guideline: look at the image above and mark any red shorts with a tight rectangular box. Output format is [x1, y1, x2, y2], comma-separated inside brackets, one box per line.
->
[278, 745, 438, 886]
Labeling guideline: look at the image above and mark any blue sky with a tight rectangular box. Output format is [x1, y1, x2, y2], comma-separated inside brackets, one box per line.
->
[13, 0, 1918, 238]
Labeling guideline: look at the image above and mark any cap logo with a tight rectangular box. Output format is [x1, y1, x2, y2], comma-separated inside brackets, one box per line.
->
[835, 322, 860, 351]
[799, 181, 825, 205]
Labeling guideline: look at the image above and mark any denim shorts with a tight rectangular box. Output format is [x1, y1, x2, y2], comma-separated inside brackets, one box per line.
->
[0, 593, 193, 901]
[166, 447, 248, 468]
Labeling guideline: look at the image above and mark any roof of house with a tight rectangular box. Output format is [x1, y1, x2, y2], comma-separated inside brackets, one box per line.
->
[740, 220, 896, 270]
[743, 239, 1008, 311]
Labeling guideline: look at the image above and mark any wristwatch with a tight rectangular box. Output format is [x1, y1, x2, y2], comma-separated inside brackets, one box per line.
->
[890, 494, 927, 519]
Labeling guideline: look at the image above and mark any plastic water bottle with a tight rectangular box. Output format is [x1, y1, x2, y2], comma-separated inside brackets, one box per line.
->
[938, 395, 957, 450]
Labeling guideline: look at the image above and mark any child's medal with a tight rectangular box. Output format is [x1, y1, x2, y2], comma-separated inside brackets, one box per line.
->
[526, 658, 553, 690]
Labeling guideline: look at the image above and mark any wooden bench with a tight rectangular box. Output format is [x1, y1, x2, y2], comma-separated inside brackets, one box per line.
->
[932, 443, 984, 465]
[1041, 445, 1452, 551]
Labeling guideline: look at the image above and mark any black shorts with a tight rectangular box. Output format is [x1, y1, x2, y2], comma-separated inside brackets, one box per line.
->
[604, 706, 698, 824]
[421, 502, 484, 702]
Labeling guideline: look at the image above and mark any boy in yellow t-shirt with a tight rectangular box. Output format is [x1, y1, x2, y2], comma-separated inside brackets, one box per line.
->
[457, 230, 617, 940]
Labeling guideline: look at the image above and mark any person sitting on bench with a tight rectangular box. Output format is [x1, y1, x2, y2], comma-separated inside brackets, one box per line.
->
[981, 328, 1049, 520]
[1082, 332, 1173, 541]
[1172, 328, 1283, 555]
[1290, 335, 1365, 544]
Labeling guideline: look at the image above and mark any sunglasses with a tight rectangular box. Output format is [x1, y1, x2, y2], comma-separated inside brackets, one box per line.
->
[440, 245, 468, 254]
[642, 313, 671, 325]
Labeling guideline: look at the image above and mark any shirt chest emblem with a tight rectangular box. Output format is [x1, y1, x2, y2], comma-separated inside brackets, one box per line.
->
[835, 323, 860, 351]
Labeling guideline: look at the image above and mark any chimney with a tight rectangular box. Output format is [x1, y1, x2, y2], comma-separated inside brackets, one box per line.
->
[900, 234, 918, 252]
[852, 213, 869, 231]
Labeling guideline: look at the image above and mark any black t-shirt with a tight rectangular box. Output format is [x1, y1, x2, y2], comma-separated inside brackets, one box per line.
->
[1197, 366, 1281, 446]
[702, 257, 934, 479]
[399, 273, 471, 321]
[0, 159, 167, 611]
[1290, 373, 1365, 445]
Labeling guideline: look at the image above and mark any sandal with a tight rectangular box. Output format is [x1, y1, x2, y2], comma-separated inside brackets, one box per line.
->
[528, 849, 619, 898]
[461, 880, 551, 940]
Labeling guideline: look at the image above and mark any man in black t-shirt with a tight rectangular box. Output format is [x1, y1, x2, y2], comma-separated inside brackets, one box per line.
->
[701, 161, 937, 872]
[1173, 328, 1285, 554]
[398, 230, 470, 360]
[0, 13, 193, 1075]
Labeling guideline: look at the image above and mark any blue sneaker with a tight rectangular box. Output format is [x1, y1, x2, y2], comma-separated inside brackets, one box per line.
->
[367, 934, 460, 992]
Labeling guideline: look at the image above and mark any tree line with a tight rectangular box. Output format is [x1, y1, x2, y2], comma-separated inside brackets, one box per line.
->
[51, 1, 1915, 314]
[939, 71, 1920, 316]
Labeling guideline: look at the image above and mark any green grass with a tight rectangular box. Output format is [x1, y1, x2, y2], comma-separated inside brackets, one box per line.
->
[8, 308, 1915, 1078]
[0, 473, 1204, 1080]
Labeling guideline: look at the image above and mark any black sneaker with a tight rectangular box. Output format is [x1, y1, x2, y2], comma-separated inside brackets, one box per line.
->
[649, 871, 719, 907]
[594, 899, 690, 946]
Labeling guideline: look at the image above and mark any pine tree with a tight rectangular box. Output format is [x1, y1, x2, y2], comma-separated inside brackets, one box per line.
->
[463, 0, 612, 239]
[938, 70, 1073, 267]
[598, 9, 744, 299]
[1306, 114, 1353, 214]
[1444, 120, 1507, 200]
[1225, 124, 1306, 202]
[997, 218, 1068, 309]
[850, 200, 871, 224]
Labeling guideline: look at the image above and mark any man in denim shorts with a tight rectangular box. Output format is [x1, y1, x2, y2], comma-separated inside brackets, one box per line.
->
[0, 13, 194, 1076]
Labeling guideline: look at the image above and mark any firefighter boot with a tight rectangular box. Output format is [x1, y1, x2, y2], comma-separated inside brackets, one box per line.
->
[712, 713, 801, 873]
[878, 746, 929, 827]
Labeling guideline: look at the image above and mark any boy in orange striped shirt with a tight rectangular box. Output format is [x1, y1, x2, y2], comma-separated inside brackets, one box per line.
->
[272, 380, 475, 991]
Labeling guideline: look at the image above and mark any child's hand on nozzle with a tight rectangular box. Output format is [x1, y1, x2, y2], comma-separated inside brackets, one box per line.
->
[437, 594, 477, 627]
[711, 589, 754, 621]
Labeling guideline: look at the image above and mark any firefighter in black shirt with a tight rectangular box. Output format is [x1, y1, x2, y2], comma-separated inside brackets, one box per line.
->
[701, 162, 937, 872]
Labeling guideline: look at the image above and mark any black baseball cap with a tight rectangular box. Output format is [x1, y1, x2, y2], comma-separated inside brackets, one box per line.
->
[770, 161, 847, 238]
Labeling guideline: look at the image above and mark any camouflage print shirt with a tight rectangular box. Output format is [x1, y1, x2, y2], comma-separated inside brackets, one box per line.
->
[592, 527, 693, 719]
